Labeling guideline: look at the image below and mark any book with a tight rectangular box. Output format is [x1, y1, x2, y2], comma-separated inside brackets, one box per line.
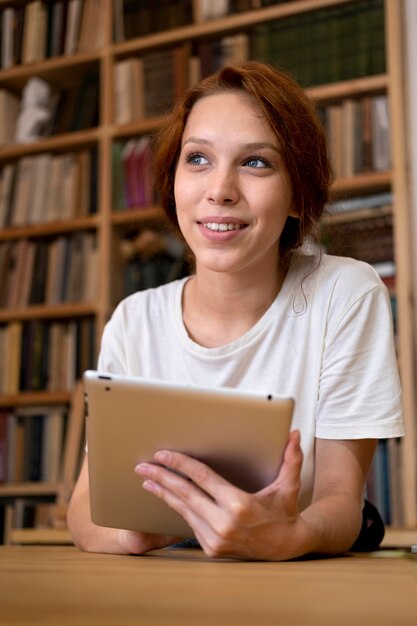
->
[82, 232, 99, 301]
[10, 156, 36, 227]
[29, 153, 53, 224]
[0, 242, 12, 307]
[371, 94, 391, 171]
[65, 233, 85, 302]
[49, 0, 67, 57]
[5, 239, 31, 309]
[18, 241, 36, 308]
[59, 153, 79, 220]
[113, 0, 125, 42]
[45, 236, 68, 304]
[341, 98, 356, 178]
[0, 88, 20, 147]
[1, 7, 15, 69]
[74, 150, 92, 217]
[327, 191, 393, 215]
[64, 0, 83, 55]
[0, 410, 8, 483]
[111, 141, 125, 211]
[6, 413, 26, 482]
[45, 154, 66, 222]
[41, 408, 66, 482]
[114, 57, 144, 125]
[29, 241, 49, 305]
[47, 322, 65, 391]
[4, 322, 23, 395]
[24, 414, 45, 482]
[0, 164, 16, 227]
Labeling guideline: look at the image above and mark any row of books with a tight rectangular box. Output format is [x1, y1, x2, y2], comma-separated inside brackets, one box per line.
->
[0, 232, 98, 310]
[321, 210, 394, 267]
[0, 149, 97, 228]
[113, 3, 385, 127]
[112, 137, 154, 210]
[0, 88, 20, 147]
[0, 318, 95, 395]
[114, 47, 189, 124]
[319, 94, 391, 179]
[3, 499, 59, 535]
[121, 229, 188, 298]
[327, 191, 393, 216]
[113, 34, 249, 126]
[0, 0, 104, 69]
[251, 0, 385, 87]
[366, 438, 404, 527]
[114, 0, 193, 42]
[0, 406, 67, 484]
[114, 0, 275, 42]
[114, 0, 322, 42]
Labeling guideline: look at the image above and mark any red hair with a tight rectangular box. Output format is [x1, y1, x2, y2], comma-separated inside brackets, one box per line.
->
[152, 61, 332, 264]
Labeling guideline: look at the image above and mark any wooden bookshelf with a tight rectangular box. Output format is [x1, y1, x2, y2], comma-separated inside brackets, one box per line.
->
[0, 0, 415, 543]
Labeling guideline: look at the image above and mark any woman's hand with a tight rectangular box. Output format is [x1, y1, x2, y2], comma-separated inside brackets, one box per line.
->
[135, 430, 306, 560]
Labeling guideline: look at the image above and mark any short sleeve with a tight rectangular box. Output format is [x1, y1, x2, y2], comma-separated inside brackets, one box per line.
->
[97, 302, 128, 375]
[315, 282, 404, 439]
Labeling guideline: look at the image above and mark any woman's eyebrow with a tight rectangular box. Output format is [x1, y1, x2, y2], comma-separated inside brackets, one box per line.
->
[182, 137, 281, 153]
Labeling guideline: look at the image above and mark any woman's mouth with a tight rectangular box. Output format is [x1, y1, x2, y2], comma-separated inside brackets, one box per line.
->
[202, 222, 247, 232]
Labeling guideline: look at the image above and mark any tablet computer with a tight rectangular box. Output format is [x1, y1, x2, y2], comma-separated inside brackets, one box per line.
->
[84, 370, 294, 538]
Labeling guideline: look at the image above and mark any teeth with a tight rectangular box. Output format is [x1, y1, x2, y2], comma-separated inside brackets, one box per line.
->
[204, 222, 245, 231]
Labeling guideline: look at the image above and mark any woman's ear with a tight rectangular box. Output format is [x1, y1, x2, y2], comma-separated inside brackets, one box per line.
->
[288, 204, 300, 219]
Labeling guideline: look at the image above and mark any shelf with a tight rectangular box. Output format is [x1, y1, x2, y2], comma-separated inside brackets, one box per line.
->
[0, 482, 61, 497]
[0, 128, 101, 162]
[0, 216, 100, 241]
[0, 302, 97, 322]
[112, 0, 352, 57]
[330, 171, 392, 197]
[322, 204, 392, 225]
[111, 206, 165, 226]
[382, 528, 417, 548]
[0, 51, 100, 90]
[112, 116, 167, 139]
[6, 527, 72, 545]
[0, 391, 71, 408]
[307, 74, 389, 103]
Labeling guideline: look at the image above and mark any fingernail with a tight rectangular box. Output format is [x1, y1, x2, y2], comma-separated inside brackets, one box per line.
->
[154, 450, 169, 463]
[135, 463, 150, 475]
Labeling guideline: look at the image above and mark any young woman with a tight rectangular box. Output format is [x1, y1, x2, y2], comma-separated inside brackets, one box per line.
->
[67, 61, 404, 560]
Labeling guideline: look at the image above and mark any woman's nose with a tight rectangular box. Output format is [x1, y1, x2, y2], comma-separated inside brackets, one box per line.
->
[207, 168, 239, 205]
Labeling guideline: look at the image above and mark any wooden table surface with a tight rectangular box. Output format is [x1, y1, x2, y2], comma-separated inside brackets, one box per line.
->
[0, 545, 416, 625]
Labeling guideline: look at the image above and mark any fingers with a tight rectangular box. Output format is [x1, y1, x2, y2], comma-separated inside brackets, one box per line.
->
[258, 430, 302, 516]
[135, 453, 223, 524]
[139, 450, 234, 502]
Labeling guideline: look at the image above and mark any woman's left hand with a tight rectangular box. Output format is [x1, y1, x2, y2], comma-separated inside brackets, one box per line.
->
[135, 430, 306, 560]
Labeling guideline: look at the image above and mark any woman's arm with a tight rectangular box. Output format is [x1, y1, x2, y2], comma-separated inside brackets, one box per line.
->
[299, 437, 377, 555]
[67, 456, 179, 554]
[135, 433, 377, 560]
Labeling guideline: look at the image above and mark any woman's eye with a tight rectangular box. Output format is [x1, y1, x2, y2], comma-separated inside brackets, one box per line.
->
[185, 153, 209, 166]
[244, 157, 270, 168]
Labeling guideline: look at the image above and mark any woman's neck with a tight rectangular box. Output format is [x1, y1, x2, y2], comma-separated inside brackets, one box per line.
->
[182, 265, 286, 348]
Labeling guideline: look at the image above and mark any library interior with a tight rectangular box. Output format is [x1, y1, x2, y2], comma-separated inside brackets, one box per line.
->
[0, 0, 417, 624]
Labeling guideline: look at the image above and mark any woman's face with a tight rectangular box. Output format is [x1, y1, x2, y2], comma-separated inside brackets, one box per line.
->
[174, 91, 296, 278]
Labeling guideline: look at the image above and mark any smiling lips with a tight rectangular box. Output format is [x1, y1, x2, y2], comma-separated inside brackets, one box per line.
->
[203, 222, 246, 232]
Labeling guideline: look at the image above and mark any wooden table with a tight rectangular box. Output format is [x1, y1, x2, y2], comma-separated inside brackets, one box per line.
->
[0, 546, 416, 625]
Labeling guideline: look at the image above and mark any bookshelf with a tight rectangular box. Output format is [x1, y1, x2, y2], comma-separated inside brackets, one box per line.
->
[0, 0, 416, 543]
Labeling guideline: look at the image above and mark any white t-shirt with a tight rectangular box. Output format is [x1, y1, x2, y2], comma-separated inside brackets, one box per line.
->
[97, 252, 404, 510]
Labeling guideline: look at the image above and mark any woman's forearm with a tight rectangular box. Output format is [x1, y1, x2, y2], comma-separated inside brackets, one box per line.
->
[298, 493, 363, 557]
